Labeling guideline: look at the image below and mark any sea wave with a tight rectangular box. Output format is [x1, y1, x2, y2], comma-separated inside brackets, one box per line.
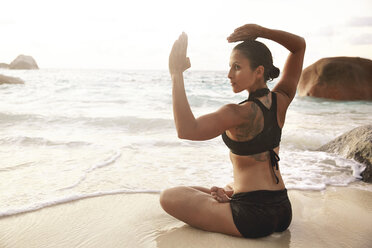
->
[0, 162, 36, 172]
[0, 136, 92, 147]
[280, 149, 366, 190]
[0, 189, 161, 218]
[0, 112, 174, 132]
[81, 116, 174, 131]
[0, 112, 46, 124]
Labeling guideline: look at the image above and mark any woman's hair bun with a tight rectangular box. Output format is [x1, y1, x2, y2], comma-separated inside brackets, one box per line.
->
[268, 65, 280, 80]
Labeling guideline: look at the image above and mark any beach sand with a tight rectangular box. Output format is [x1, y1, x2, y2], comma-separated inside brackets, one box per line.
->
[1, 186, 371, 248]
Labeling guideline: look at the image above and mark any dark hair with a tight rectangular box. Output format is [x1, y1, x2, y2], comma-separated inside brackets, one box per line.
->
[234, 40, 280, 82]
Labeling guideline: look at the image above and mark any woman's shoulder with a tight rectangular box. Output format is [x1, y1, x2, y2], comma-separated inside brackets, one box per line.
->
[219, 101, 260, 123]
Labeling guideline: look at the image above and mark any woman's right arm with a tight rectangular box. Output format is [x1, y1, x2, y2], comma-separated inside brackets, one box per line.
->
[228, 24, 306, 104]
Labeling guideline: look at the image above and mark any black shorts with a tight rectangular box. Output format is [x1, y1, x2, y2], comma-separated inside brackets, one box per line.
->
[230, 189, 292, 238]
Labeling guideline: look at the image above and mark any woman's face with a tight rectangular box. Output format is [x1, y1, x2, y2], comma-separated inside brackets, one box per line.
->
[227, 49, 261, 93]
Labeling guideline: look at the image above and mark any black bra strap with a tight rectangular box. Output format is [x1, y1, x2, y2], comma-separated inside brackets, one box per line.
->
[271, 92, 277, 111]
[252, 98, 269, 112]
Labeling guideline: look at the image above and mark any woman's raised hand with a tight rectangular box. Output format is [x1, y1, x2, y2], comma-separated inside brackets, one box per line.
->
[227, 24, 263, 43]
[169, 32, 191, 75]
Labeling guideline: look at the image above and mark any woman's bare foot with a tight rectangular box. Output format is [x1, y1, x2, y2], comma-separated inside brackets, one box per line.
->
[210, 186, 231, 203]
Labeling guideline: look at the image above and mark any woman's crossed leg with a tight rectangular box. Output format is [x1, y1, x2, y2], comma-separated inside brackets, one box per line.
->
[159, 186, 241, 237]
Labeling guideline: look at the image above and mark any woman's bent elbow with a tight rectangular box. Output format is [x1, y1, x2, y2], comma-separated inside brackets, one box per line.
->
[177, 132, 188, 140]
[177, 130, 196, 140]
[300, 37, 306, 51]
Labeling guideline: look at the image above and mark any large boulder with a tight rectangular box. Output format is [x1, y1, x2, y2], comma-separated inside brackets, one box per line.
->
[298, 57, 372, 101]
[0, 74, 24, 84]
[318, 125, 372, 182]
[9, 55, 39, 70]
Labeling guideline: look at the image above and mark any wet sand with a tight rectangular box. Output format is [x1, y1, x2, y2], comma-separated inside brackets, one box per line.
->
[0, 186, 371, 248]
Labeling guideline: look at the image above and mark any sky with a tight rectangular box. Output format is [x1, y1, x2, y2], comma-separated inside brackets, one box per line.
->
[1, 0, 372, 71]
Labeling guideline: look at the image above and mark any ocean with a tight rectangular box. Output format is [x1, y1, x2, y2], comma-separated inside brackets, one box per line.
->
[1, 68, 371, 217]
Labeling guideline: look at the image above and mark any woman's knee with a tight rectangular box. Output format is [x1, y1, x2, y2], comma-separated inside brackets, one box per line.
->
[159, 186, 185, 213]
[159, 188, 171, 211]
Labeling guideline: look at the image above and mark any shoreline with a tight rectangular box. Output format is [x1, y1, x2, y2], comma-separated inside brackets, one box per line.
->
[1, 186, 372, 248]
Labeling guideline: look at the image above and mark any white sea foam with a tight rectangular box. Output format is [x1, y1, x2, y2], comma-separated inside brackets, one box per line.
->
[0, 189, 161, 217]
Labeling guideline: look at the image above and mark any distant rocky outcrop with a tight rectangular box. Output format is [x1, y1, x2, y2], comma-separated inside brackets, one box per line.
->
[318, 125, 372, 182]
[9, 55, 39, 70]
[0, 74, 24, 84]
[298, 57, 372, 101]
[0, 63, 9, 69]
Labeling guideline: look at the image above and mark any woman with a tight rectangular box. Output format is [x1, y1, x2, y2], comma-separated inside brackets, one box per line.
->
[160, 24, 306, 238]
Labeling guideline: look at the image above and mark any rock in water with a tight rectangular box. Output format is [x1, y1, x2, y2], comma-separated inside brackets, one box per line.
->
[0, 74, 24, 84]
[318, 125, 372, 182]
[298, 57, 372, 101]
[9, 55, 39, 70]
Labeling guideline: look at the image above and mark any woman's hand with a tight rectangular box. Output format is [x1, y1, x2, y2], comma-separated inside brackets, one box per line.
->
[210, 186, 232, 203]
[169, 32, 191, 75]
[227, 24, 264, 43]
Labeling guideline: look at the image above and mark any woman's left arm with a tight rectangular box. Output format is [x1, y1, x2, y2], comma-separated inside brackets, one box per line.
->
[170, 33, 243, 140]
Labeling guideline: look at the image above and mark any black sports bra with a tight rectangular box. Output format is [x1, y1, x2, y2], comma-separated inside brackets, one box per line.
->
[221, 90, 282, 183]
